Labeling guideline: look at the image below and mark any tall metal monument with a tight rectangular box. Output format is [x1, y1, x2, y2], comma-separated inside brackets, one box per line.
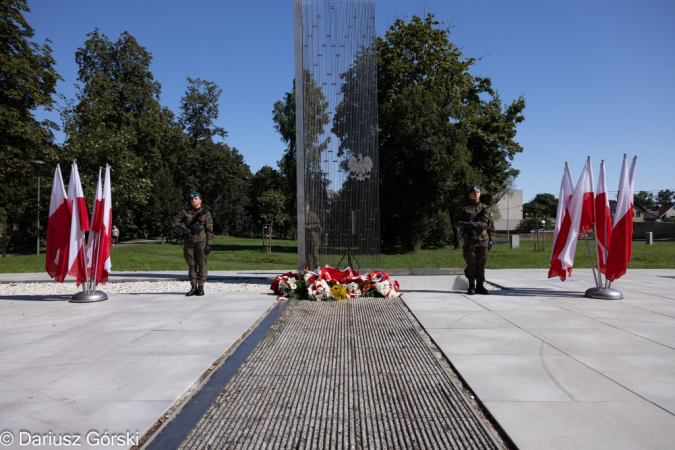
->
[294, 0, 380, 271]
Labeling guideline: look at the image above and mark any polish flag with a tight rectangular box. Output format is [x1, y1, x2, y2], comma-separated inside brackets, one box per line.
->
[86, 168, 104, 281]
[67, 162, 90, 286]
[595, 161, 612, 274]
[628, 156, 637, 262]
[606, 155, 636, 282]
[45, 165, 71, 282]
[548, 163, 575, 280]
[557, 157, 595, 275]
[89, 165, 112, 284]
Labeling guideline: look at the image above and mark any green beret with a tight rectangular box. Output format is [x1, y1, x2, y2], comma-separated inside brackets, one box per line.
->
[468, 184, 480, 193]
[190, 191, 201, 198]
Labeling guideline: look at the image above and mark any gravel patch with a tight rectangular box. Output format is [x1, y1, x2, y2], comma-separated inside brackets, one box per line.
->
[0, 279, 272, 296]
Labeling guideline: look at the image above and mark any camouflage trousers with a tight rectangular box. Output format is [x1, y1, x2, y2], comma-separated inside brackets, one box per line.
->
[307, 233, 320, 269]
[462, 239, 489, 282]
[184, 239, 208, 287]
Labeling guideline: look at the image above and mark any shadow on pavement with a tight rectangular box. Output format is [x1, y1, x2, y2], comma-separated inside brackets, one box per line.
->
[1, 295, 71, 302]
[489, 288, 586, 298]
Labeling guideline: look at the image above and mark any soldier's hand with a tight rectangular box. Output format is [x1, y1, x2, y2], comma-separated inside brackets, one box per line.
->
[180, 225, 191, 237]
[204, 245, 211, 256]
[488, 241, 493, 251]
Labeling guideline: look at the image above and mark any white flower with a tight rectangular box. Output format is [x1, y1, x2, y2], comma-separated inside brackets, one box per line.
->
[278, 277, 297, 295]
[346, 282, 362, 295]
[373, 280, 401, 298]
[375, 280, 390, 296]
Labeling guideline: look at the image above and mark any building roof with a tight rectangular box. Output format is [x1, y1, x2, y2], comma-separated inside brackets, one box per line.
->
[645, 204, 674, 219]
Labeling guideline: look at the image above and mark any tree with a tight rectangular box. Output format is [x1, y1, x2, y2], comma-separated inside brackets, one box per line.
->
[251, 166, 284, 235]
[62, 29, 171, 238]
[177, 77, 251, 236]
[0, 0, 62, 239]
[523, 193, 558, 221]
[656, 189, 674, 206]
[271, 84, 298, 234]
[142, 166, 183, 239]
[376, 14, 525, 251]
[634, 191, 656, 210]
[259, 189, 286, 250]
[272, 72, 330, 236]
[179, 77, 227, 147]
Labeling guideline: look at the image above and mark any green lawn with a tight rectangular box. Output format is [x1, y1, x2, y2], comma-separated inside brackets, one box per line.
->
[2, 235, 673, 273]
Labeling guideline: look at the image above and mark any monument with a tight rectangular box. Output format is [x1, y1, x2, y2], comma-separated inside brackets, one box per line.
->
[294, 0, 380, 271]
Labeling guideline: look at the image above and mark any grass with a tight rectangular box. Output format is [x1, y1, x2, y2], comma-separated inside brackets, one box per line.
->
[1, 235, 674, 273]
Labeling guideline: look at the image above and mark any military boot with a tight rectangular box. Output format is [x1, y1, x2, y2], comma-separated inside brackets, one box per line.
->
[186, 284, 198, 296]
[467, 279, 476, 295]
[196, 285, 205, 296]
[476, 280, 490, 295]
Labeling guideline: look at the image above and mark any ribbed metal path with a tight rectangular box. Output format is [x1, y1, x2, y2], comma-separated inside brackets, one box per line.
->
[179, 298, 501, 449]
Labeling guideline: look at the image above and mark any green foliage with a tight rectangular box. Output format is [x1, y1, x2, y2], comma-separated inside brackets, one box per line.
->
[272, 73, 331, 236]
[142, 167, 183, 239]
[634, 191, 656, 210]
[258, 189, 286, 243]
[656, 190, 674, 206]
[61, 29, 170, 238]
[251, 166, 284, 232]
[523, 193, 558, 224]
[179, 77, 227, 146]
[376, 14, 525, 251]
[0, 0, 62, 238]
[272, 87, 298, 235]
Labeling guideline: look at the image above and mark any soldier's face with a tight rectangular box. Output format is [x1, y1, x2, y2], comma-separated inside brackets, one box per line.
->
[469, 189, 480, 202]
[191, 196, 202, 208]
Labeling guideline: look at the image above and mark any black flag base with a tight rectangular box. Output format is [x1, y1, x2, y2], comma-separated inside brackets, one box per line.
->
[585, 287, 623, 300]
[70, 290, 108, 303]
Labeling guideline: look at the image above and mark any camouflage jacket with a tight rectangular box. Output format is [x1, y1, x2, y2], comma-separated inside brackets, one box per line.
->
[173, 207, 214, 245]
[455, 202, 495, 243]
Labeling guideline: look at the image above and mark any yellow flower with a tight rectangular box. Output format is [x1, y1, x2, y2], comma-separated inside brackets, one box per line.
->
[330, 284, 349, 300]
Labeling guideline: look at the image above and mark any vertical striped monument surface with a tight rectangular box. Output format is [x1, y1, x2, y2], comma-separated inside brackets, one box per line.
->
[295, 0, 380, 271]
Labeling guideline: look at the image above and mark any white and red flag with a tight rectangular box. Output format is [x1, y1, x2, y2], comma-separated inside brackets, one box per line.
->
[548, 162, 575, 280]
[606, 155, 637, 282]
[86, 165, 112, 284]
[628, 155, 637, 263]
[45, 164, 71, 282]
[86, 168, 103, 280]
[556, 157, 595, 277]
[595, 160, 612, 274]
[67, 162, 90, 286]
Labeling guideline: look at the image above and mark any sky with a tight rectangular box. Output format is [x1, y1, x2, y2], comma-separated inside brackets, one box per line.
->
[27, 0, 675, 204]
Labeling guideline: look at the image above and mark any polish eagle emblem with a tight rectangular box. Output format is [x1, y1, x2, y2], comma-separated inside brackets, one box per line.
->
[347, 154, 373, 181]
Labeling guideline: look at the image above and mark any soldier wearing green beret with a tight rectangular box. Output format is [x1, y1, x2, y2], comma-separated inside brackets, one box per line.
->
[173, 192, 214, 296]
[455, 185, 495, 295]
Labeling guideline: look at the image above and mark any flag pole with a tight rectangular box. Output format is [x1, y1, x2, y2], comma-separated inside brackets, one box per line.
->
[91, 226, 102, 293]
[586, 156, 625, 300]
[583, 233, 599, 287]
[71, 166, 107, 303]
[591, 163, 604, 291]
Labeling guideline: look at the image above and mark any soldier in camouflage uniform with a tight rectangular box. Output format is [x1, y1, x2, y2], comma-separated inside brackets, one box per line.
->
[305, 203, 321, 270]
[455, 185, 495, 295]
[174, 192, 214, 296]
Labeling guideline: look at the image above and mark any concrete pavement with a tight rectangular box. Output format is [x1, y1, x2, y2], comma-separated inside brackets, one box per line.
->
[1, 269, 675, 449]
[404, 269, 675, 450]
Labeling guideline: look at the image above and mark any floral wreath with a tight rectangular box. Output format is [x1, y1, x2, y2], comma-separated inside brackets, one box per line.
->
[270, 266, 401, 301]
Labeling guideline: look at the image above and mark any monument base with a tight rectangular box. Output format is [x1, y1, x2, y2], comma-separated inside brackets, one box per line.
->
[585, 287, 623, 300]
[70, 290, 108, 303]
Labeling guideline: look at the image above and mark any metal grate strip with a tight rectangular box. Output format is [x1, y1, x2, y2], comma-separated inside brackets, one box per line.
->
[179, 298, 501, 449]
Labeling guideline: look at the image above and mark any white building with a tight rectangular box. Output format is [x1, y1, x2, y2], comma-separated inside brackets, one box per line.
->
[493, 190, 523, 232]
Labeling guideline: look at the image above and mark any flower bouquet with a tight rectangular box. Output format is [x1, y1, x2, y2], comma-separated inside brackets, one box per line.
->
[270, 266, 401, 301]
